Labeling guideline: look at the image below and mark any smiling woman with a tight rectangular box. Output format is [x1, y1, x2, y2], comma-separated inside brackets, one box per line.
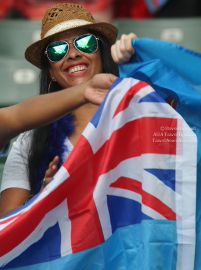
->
[47, 29, 103, 89]
[0, 3, 136, 215]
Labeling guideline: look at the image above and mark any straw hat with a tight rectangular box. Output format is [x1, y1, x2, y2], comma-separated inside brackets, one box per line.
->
[25, 3, 118, 69]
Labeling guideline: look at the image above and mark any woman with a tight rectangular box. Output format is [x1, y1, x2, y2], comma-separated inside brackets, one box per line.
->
[0, 3, 136, 216]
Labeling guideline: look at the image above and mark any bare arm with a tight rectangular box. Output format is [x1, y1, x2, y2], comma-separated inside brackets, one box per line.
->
[0, 188, 30, 217]
[0, 73, 117, 149]
[0, 156, 59, 217]
[0, 73, 116, 217]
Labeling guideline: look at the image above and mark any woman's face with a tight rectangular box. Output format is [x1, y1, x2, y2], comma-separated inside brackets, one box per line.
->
[47, 29, 103, 89]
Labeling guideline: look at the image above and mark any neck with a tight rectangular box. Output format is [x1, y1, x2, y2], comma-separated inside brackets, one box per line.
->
[70, 103, 99, 146]
[75, 103, 99, 124]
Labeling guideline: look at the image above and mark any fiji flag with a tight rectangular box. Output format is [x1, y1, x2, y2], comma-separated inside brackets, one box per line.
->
[119, 38, 201, 270]
[0, 74, 197, 270]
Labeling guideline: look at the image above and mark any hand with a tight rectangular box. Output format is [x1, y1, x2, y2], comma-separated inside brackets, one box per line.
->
[41, 156, 59, 190]
[84, 73, 117, 105]
[111, 33, 137, 64]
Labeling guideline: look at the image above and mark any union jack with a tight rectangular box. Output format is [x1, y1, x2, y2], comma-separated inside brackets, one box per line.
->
[0, 78, 197, 270]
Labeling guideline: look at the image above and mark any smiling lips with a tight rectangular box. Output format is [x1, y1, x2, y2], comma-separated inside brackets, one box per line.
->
[65, 64, 88, 76]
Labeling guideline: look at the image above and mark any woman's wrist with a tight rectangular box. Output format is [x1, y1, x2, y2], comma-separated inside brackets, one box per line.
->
[81, 80, 91, 104]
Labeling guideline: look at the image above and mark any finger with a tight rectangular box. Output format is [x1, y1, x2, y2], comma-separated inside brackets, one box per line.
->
[92, 74, 117, 89]
[49, 156, 59, 168]
[111, 44, 119, 63]
[116, 40, 125, 63]
[42, 165, 57, 189]
[44, 177, 52, 185]
[45, 165, 57, 179]
[40, 175, 52, 191]
[125, 33, 137, 53]
[128, 32, 138, 39]
[116, 39, 132, 64]
[41, 165, 57, 191]
[107, 74, 118, 84]
[119, 35, 133, 59]
[124, 34, 136, 54]
[101, 73, 118, 87]
[112, 40, 124, 62]
[48, 156, 59, 169]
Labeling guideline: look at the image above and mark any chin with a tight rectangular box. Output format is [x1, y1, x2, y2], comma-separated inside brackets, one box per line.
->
[67, 77, 91, 88]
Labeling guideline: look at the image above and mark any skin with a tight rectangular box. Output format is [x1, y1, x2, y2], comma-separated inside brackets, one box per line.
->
[111, 33, 137, 64]
[0, 31, 137, 217]
[0, 74, 117, 217]
[0, 75, 113, 149]
[48, 29, 103, 89]
[45, 33, 137, 184]
[48, 29, 104, 147]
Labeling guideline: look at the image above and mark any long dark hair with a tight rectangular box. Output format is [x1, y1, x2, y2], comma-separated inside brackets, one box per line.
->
[28, 31, 119, 194]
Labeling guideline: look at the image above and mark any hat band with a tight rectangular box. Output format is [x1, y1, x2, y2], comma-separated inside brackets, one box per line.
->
[44, 19, 93, 38]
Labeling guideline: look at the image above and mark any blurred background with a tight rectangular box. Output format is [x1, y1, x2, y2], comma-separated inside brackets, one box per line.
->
[0, 0, 201, 178]
[0, 0, 201, 106]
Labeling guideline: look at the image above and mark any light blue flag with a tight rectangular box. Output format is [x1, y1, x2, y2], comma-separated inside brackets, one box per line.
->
[119, 38, 201, 270]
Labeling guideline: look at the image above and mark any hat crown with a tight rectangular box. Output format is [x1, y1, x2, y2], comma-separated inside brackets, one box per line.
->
[41, 3, 95, 39]
[25, 3, 118, 69]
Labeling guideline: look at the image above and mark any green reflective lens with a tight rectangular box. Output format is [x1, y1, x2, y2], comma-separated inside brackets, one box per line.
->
[46, 34, 98, 62]
[75, 34, 98, 53]
[47, 41, 68, 61]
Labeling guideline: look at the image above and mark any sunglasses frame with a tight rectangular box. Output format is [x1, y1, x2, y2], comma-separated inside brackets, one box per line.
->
[45, 33, 99, 63]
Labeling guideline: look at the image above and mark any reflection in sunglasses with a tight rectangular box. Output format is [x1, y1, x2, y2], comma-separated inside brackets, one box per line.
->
[45, 34, 99, 62]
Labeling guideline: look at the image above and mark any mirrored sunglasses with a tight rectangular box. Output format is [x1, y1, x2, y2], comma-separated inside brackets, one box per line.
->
[45, 34, 99, 62]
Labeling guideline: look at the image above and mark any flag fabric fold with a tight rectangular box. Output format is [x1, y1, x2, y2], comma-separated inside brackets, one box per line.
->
[0, 39, 200, 270]
[0, 74, 197, 270]
[119, 38, 201, 270]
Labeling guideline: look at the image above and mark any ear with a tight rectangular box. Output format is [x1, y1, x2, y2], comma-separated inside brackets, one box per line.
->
[48, 66, 57, 82]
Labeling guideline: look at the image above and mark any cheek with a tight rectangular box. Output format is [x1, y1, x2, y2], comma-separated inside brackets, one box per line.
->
[93, 52, 103, 74]
[48, 62, 60, 80]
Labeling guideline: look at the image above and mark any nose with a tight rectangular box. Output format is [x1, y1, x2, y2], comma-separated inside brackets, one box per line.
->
[66, 43, 82, 60]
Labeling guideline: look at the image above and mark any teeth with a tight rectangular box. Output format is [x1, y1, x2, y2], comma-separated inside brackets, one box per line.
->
[68, 66, 87, 74]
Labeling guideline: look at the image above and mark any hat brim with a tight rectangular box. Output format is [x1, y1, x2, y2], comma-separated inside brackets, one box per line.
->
[25, 22, 118, 69]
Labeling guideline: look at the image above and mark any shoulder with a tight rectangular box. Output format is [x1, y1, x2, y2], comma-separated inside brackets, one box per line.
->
[11, 131, 33, 156]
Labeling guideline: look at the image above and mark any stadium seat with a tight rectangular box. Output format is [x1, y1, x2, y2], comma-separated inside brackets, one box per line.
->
[0, 56, 39, 107]
[113, 18, 201, 53]
[0, 20, 41, 59]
